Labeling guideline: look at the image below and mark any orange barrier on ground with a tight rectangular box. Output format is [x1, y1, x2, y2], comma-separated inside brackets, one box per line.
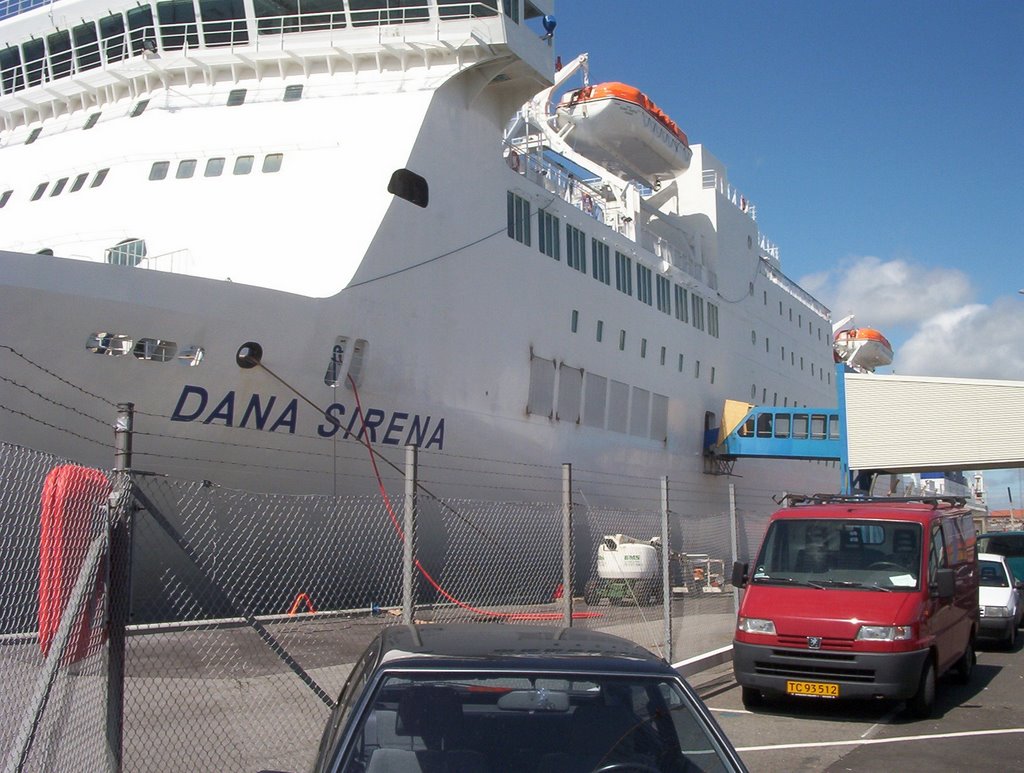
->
[288, 592, 317, 616]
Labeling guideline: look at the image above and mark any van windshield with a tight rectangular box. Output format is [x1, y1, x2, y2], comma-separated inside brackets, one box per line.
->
[751, 519, 922, 590]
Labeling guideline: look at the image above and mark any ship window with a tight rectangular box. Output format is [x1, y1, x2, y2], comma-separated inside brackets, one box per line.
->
[690, 294, 705, 331]
[176, 159, 197, 178]
[130, 99, 150, 118]
[283, 84, 303, 101]
[134, 338, 178, 362]
[614, 251, 632, 295]
[607, 380, 628, 433]
[31, 183, 47, 201]
[227, 88, 247, 106]
[26, 127, 42, 145]
[388, 168, 428, 207]
[200, 0, 249, 47]
[596, 320, 603, 342]
[438, 0, 498, 19]
[506, 192, 530, 245]
[36, 248, 54, 255]
[656, 275, 671, 314]
[694, 360, 700, 379]
[710, 366, 716, 384]
[557, 363, 583, 423]
[91, 168, 110, 187]
[106, 238, 147, 266]
[582, 373, 607, 429]
[87, 333, 133, 356]
[47, 31, 73, 79]
[674, 285, 688, 322]
[618, 329, 626, 351]
[50, 178, 68, 196]
[1, 46, 25, 95]
[70, 173, 88, 192]
[526, 354, 555, 418]
[538, 209, 560, 259]
[678, 353, 684, 372]
[352, 0, 428, 27]
[0, 190, 11, 208]
[158, 0, 200, 50]
[233, 155, 254, 175]
[570, 309, 578, 333]
[774, 414, 790, 438]
[177, 345, 205, 366]
[636, 264, 652, 305]
[660, 346, 666, 365]
[708, 303, 719, 337]
[150, 161, 170, 181]
[126, 6, 156, 57]
[99, 14, 127, 64]
[84, 113, 101, 130]
[640, 338, 647, 358]
[263, 153, 284, 173]
[255, 0, 346, 34]
[73, 22, 101, 72]
[566, 225, 586, 272]
[591, 239, 610, 284]
[22, 39, 45, 88]
[205, 157, 225, 177]
[504, 0, 520, 22]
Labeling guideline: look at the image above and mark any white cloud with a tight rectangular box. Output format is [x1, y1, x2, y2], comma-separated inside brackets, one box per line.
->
[799, 256, 974, 329]
[896, 298, 1024, 379]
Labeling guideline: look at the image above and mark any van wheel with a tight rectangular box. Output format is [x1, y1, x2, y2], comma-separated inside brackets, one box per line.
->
[953, 640, 975, 684]
[906, 659, 936, 719]
[741, 687, 764, 710]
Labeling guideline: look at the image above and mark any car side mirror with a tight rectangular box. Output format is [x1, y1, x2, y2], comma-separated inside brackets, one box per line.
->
[932, 567, 955, 599]
[1014, 580, 1023, 591]
[731, 561, 748, 589]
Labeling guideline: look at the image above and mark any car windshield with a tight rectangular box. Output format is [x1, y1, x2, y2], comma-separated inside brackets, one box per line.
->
[338, 670, 734, 772]
[750, 519, 922, 590]
[979, 559, 1009, 587]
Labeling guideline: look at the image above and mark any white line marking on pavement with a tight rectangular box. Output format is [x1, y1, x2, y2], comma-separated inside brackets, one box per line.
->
[735, 727, 1024, 752]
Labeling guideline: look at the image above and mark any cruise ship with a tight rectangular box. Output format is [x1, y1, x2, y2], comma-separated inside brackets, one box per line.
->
[0, 0, 840, 519]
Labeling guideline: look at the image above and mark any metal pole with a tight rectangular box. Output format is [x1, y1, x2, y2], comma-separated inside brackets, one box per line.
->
[106, 402, 135, 773]
[562, 463, 573, 627]
[403, 445, 417, 624]
[661, 477, 672, 663]
[729, 483, 740, 616]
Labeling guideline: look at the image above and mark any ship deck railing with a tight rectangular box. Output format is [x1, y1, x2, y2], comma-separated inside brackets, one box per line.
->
[1, 2, 511, 100]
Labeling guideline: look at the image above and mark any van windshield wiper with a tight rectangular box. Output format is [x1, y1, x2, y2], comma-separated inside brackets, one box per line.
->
[815, 579, 893, 592]
[752, 575, 825, 589]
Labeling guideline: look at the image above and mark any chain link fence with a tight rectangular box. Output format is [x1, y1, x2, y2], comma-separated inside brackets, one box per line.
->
[0, 434, 783, 772]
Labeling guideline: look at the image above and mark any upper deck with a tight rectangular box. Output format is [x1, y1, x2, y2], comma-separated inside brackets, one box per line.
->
[1, 0, 554, 126]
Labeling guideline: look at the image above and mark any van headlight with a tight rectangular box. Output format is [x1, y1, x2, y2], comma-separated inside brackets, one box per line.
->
[981, 606, 1011, 618]
[737, 617, 776, 635]
[856, 625, 914, 641]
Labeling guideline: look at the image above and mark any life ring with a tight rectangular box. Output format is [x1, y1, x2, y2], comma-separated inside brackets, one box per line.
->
[507, 150, 520, 172]
[38, 464, 111, 663]
[582, 193, 593, 214]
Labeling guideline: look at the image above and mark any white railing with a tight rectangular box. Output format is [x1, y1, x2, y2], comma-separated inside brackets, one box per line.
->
[759, 258, 830, 319]
[505, 144, 609, 225]
[701, 168, 757, 220]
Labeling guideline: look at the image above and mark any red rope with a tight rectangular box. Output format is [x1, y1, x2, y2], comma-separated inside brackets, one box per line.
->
[346, 375, 599, 620]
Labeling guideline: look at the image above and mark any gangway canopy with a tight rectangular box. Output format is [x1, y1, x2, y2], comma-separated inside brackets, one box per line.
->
[845, 372, 1024, 473]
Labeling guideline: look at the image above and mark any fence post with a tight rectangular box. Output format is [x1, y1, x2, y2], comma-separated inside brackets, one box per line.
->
[403, 445, 417, 624]
[661, 477, 672, 663]
[729, 482, 739, 616]
[106, 402, 135, 773]
[561, 463, 573, 627]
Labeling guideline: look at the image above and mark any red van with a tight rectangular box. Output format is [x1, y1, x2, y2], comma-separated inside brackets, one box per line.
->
[731, 495, 978, 718]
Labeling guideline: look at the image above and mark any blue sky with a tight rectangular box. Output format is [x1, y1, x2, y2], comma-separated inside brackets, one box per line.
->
[555, 1, 1024, 509]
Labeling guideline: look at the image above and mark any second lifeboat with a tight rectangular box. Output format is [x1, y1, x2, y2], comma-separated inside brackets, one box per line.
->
[833, 328, 894, 372]
[555, 82, 692, 184]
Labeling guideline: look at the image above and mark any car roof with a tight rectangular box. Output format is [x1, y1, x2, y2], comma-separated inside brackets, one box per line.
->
[371, 624, 674, 675]
[978, 552, 1009, 564]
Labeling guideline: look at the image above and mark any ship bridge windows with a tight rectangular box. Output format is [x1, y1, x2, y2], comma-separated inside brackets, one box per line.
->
[352, 0, 429, 26]
[566, 225, 586, 272]
[176, 160, 197, 178]
[92, 168, 109, 187]
[591, 239, 610, 284]
[70, 173, 88, 192]
[0, 190, 11, 208]
[233, 155, 255, 175]
[206, 157, 226, 177]
[263, 153, 284, 173]
[106, 238, 147, 267]
[656, 275, 671, 314]
[538, 209, 560, 259]
[636, 264, 652, 305]
[690, 294, 705, 331]
[126, 7, 156, 58]
[150, 161, 170, 181]
[256, 0, 345, 35]
[22, 39, 45, 88]
[614, 251, 631, 295]
[30, 183, 46, 201]
[157, 0, 200, 51]
[0, 46, 25, 95]
[200, 0, 249, 47]
[438, 0, 498, 20]
[506, 192, 530, 245]
[99, 15, 128, 64]
[50, 178, 68, 197]
[46, 31, 73, 80]
[388, 168, 428, 207]
[673, 285, 688, 322]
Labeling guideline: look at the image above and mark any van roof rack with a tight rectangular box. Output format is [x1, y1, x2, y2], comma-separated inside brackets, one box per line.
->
[779, 493, 967, 508]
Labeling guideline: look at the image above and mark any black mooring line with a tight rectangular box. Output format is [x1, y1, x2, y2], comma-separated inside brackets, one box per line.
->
[131, 483, 337, 710]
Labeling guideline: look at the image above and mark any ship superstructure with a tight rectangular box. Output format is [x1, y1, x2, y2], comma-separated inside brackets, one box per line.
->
[0, 1, 838, 515]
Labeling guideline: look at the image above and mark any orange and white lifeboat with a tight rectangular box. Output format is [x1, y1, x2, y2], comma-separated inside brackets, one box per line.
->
[555, 82, 692, 183]
[833, 328, 894, 372]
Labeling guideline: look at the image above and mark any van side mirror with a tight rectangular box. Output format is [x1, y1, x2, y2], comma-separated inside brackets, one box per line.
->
[731, 561, 748, 589]
[932, 567, 955, 599]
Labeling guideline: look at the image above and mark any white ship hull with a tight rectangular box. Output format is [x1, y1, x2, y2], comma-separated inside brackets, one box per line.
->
[0, 2, 840, 603]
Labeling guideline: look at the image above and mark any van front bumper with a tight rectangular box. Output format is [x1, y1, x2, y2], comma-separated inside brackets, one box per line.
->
[733, 640, 930, 700]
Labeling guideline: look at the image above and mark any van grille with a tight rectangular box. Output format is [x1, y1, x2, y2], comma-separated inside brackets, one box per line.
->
[777, 634, 853, 650]
[754, 650, 875, 683]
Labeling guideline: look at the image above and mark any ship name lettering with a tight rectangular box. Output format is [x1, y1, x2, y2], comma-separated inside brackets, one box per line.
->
[171, 386, 299, 433]
[316, 403, 445, 449]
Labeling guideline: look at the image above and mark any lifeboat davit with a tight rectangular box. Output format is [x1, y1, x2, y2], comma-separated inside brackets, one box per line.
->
[555, 82, 692, 183]
[833, 328, 894, 372]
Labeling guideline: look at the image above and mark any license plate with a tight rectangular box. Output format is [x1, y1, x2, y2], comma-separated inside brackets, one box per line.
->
[786, 680, 839, 698]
